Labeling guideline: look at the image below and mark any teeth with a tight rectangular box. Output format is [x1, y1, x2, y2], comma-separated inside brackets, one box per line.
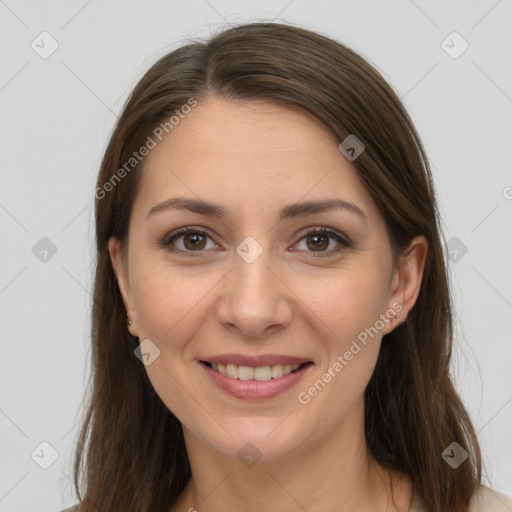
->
[254, 366, 271, 381]
[271, 365, 283, 378]
[238, 366, 254, 381]
[210, 362, 302, 381]
[226, 363, 238, 378]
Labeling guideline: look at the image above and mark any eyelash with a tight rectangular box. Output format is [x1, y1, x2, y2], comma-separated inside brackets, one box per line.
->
[160, 226, 352, 258]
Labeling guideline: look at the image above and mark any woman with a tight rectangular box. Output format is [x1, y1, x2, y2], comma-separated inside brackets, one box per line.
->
[62, 22, 512, 512]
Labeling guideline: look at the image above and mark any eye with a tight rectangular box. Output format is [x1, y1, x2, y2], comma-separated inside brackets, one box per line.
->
[292, 226, 351, 257]
[161, 226, 351, 258]
[161, 227, 219, 257]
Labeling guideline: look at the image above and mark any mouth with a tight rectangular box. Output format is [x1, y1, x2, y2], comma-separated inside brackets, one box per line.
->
[199, 358, 314, 400]
[200, 361, 311, 381]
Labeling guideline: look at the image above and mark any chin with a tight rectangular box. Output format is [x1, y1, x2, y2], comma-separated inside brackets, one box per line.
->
[189, 416, 312, 465]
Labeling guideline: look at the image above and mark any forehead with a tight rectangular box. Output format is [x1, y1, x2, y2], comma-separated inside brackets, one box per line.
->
[132, 97, 381, 225]
[173, 97, 338, 151]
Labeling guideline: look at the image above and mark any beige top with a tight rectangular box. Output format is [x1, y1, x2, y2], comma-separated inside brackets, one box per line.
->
[410, 485, 512, 512]
[60, 485, 512, 511]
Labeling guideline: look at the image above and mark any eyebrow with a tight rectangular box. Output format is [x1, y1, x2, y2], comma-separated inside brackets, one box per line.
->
[146, 196, 368, 223]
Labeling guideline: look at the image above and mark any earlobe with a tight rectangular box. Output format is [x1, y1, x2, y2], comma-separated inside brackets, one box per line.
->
[382, 235, 428, 335]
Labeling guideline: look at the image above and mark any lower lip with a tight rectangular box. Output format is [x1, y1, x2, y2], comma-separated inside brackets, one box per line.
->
[200, 362, 313, 400]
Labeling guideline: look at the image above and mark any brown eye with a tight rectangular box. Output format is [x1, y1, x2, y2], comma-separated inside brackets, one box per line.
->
[162, 227, 218, 257]
[182, 232, 207, 250]
[293, 227, 351, 257]
[305, 233, 329, 251]
[161, 226, 351, 258]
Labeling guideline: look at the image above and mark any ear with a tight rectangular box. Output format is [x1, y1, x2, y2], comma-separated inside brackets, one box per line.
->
[108, 237, 139, 337]
[381, 234, 428, 336]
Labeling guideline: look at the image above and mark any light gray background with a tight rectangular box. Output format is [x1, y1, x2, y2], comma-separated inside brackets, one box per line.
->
[1, 1, 511, 510]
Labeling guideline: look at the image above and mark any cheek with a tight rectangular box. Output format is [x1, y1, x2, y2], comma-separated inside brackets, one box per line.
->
[129, 264, 208, 421]
[293, 263, 389, 345]
[130, 257, 211, 342]
[293, 270, 387, 428]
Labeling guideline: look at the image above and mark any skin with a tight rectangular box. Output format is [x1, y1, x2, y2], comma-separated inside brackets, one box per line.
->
[109, 97, 428, 512]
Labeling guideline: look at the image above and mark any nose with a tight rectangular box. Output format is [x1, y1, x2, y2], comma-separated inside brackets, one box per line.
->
[215, 243, 294, 339]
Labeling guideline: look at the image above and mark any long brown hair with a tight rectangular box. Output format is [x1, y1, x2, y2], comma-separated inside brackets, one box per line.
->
[70, 21, 481, 512]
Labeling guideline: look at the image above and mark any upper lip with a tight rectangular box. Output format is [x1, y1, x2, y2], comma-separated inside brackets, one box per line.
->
[200, 354, 312, 367]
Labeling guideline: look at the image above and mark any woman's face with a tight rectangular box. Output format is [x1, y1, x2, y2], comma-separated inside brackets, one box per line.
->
[110, 97, 426, 462]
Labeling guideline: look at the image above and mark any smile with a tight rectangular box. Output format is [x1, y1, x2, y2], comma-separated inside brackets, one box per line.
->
[199, 360, 314, 400]
[205, 362, 303, 381]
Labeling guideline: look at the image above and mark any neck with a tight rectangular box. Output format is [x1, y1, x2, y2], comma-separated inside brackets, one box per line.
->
[172, 400, 413, 512]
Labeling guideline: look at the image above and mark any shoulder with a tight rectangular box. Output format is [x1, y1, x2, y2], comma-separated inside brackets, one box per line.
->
[468, 485, 512, 511]
[60, 506, 80, 512]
